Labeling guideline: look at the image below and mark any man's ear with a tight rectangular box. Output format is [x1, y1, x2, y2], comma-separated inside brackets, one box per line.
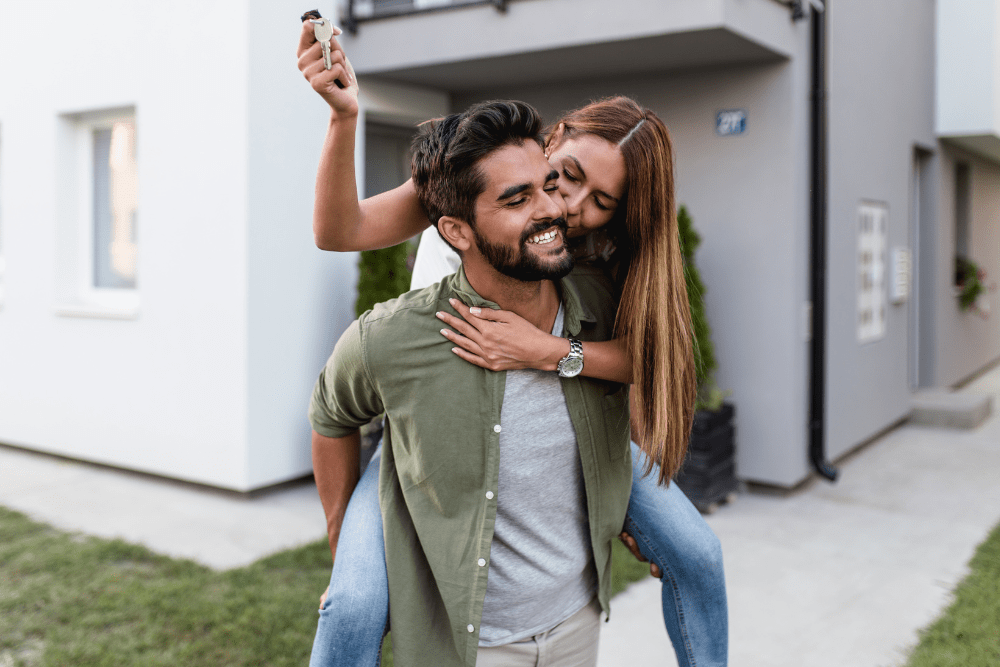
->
[545, 123, 566, 156]
[438, 216, 474, 253]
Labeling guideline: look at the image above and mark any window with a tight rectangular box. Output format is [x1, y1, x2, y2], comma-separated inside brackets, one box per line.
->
[56, 108, 139, 318]
[92, 122, 138, 289]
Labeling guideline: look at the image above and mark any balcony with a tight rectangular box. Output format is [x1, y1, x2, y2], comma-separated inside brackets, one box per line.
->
[335, 0, 800, 90]
[936, 0, 1000, 162]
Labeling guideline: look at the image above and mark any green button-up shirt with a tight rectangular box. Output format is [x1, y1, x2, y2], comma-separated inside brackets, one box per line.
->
[309, 265, 632, 667]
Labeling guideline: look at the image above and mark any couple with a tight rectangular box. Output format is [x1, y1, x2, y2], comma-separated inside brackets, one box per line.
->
[298, 21, 727, 667]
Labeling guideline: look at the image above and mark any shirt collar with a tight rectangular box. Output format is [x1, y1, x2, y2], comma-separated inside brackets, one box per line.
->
[447, 265, 597, 337]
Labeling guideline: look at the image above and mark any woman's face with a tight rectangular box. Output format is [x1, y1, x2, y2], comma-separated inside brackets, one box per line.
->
[546, 132, 627, 238]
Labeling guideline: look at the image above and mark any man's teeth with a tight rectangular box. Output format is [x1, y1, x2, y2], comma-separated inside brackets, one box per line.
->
[527, 230, 558, 244]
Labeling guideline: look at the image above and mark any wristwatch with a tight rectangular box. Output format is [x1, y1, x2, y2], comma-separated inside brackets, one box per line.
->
[557, 339, 584, 378]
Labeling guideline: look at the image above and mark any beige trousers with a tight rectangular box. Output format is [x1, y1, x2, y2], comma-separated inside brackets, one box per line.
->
[475, 599, 601, 667]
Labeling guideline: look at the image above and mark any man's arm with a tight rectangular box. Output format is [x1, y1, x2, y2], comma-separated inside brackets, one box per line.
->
[308, 318, 384, 559]
[312, 429, 361, 561]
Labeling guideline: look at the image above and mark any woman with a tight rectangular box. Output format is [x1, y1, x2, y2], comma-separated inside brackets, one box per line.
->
[297, 21, 728, 667]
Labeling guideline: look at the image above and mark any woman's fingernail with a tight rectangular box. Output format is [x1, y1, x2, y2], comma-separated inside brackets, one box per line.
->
[436, 311, 444, 319]
[448, 298, 457, 305]
[469, 307, 481, 315]
[440, 328, 449, 336]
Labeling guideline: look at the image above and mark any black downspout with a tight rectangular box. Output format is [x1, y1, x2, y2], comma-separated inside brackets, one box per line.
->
[808, 1, 839, 482]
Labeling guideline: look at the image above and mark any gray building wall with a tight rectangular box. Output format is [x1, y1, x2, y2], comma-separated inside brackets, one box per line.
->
[824, 0, 937, 461]
[359, 0, 990, 487]
[929, 143, 1000, 386]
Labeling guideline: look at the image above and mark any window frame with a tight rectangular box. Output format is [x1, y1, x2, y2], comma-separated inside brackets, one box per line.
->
[55, 107, 140, 319]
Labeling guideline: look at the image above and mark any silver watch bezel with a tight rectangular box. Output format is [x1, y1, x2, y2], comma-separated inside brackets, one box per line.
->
[557, 339, 584, 378]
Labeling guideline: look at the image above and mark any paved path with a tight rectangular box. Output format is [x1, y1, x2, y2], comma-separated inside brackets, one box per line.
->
[599, 366, 1000, 667]
[2, 366, 998, 666]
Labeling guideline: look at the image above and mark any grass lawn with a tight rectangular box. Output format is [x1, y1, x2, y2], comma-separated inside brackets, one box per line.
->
[905, 520, 1000, 667]
[0, 506, 652, 666]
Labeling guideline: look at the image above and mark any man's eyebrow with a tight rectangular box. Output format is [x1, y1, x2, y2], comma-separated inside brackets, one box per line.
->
[568, 155, 619, 203]
[496, 183, 530, 201]
[496, 170, 559, 202]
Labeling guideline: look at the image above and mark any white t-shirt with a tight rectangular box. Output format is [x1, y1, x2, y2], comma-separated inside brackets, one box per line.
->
[410, 229, 461, 290]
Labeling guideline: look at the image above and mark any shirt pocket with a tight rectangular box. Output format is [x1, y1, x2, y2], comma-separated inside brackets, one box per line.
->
[601, 386, 631, 462]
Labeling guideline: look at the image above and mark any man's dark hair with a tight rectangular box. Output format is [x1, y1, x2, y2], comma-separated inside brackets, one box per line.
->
[411, 100, 544, 247]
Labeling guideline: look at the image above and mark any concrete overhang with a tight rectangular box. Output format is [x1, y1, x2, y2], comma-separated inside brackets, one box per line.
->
[338, 0, 796, 90]
[940, 134, 1000, 165]
[936, 0, 1000, 165]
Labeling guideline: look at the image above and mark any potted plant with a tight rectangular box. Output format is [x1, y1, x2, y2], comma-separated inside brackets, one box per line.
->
[672, 205, 738, 512]
[955, 256, 994, 320]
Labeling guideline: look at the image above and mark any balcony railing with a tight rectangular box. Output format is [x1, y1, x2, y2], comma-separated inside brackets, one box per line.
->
[343, 0, 510, 34]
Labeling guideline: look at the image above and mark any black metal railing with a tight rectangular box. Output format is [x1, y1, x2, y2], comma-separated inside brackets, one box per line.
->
[343, 0, 510, 34]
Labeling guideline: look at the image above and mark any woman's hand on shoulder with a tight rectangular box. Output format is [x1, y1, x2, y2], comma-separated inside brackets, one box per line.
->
[436, 299, 568, 372]
[296, 19, 359, 119]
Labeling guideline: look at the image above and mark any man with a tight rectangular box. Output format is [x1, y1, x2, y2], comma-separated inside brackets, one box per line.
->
[309, 100, 632, 666]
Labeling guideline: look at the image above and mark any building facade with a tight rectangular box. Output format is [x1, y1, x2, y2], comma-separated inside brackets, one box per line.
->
[0, 0, 996, 489]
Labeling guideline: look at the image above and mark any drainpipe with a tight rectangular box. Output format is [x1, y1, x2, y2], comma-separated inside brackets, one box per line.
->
[806, 0, 838, 482]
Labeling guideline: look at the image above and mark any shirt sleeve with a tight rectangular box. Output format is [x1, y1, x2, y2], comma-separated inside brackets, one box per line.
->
[410, 229, 461, 290]
[308, 318, 385, 438]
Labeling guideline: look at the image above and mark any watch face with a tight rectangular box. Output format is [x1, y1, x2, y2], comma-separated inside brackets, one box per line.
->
[559, 357, 584, 377]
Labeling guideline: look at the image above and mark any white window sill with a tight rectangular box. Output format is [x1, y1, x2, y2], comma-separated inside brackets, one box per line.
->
[54, 302, 140, 320]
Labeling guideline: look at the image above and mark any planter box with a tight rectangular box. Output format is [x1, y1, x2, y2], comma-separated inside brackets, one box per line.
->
[674, 402, 737, 511]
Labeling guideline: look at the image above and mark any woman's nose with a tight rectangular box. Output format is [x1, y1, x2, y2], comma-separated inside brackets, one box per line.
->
[564, 189, 584, 219]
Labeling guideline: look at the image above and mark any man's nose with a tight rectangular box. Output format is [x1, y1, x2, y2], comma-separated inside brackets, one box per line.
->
[541, 187, 567, 220]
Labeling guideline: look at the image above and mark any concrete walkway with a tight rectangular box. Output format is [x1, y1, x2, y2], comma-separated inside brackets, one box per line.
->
[600, 365, 1000, 667]
[2, 365, 999, 666]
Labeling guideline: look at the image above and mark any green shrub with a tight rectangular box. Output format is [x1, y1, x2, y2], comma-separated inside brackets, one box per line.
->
[355, 242, 414, 318]
[677, 205, 725, 411]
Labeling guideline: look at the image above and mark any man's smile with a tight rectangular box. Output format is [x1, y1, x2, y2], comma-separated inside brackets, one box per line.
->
[526, 228, 561, 245]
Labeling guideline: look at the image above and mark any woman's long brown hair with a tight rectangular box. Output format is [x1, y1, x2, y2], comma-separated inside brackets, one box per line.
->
[548, 96, 696, 483]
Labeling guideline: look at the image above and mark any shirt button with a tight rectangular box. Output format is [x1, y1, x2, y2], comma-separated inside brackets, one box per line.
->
[478, 558, 486, 567]
[467, 624, 475, 633]
[485, 491, 494, 500]
[493, 424, 502, 433]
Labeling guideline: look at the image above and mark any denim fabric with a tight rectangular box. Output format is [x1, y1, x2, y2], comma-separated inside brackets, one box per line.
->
[625, 442, 729, 667]
[309, 446, 388, 667]
[309, 442, 728, 667]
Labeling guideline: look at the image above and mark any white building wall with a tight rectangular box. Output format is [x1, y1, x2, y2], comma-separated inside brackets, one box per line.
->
[243, 1, 449, 488]
[0, 0, 251, 488]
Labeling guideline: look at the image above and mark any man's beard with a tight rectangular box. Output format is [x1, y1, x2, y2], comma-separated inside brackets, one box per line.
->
[473, 218, 575, 282]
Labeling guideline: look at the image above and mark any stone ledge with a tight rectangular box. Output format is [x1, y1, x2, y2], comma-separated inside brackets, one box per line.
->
[910, 390, 993, 429]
